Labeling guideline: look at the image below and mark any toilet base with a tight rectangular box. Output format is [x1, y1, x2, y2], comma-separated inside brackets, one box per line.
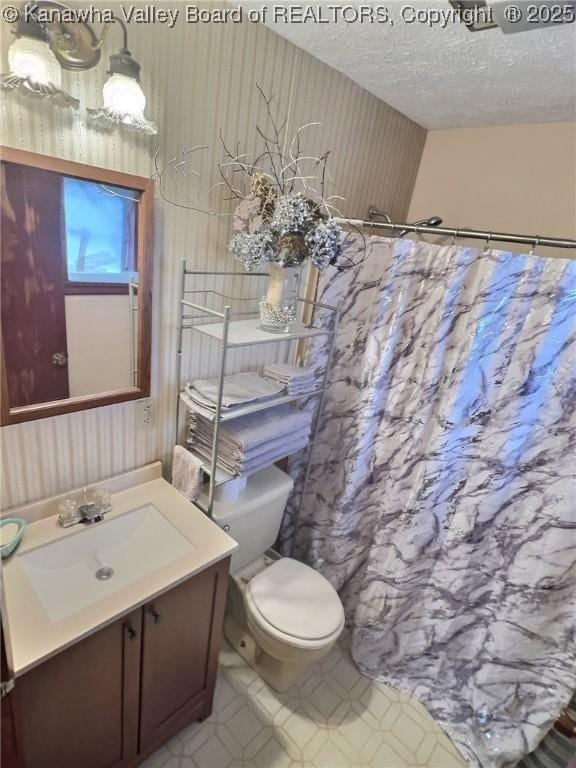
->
[224, 613, 310, 692]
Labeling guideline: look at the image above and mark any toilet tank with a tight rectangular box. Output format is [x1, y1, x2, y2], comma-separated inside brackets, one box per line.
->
[208, 466, 294, 573]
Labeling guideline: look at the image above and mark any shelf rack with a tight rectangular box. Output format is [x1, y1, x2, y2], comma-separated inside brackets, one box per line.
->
[174, 259, 340, 518]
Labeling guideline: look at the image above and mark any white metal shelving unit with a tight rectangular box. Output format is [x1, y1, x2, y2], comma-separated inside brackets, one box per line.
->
[174, 259, 340, 518]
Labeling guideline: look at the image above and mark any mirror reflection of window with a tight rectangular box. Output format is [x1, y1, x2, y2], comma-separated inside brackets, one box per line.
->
[63, 179, 137, 284]
[1, 160, 144, 410]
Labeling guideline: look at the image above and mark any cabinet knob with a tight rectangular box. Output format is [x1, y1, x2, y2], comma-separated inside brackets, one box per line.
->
[148, 605, 162, 624]
[125, 622, 138, 640]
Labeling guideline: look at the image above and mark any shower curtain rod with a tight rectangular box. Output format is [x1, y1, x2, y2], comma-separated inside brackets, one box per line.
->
[333, 218, 576, 251]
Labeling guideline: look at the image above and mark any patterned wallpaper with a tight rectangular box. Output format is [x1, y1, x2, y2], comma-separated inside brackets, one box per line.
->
[0, 4, 426, 510]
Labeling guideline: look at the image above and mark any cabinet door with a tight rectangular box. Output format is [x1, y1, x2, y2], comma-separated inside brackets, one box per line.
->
[14, 610, 142, 768]
[139, 558, 229, 753]
[2, 611, 22, 768]
[1, 688, 21, 768]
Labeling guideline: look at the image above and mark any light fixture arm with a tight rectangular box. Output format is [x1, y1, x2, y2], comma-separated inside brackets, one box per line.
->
[22, 1, 130, 58]
[92, 16, 140, 79]
[16, 2, 132, 72]
[93, 16, 130, 55]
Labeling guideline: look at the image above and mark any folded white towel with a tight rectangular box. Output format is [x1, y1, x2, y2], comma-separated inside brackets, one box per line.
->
[264, 363, 314, 380]
[180, 389, 219, 420]
[263, 366, 316, 394]
[172, 445, 203, 501]
[190, 405, 311, 453]
[265, 373, 315, 385]
[265, 369, 314, 378]
[263, 379, 316, 397]
[187, 372, 284, 409]
[188, 433, 310, 476]
[190, 425, 311, 463]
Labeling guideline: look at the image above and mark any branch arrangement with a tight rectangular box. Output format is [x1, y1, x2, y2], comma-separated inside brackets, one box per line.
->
[221, 86, 345, 272]
[153, 86, 366, 273]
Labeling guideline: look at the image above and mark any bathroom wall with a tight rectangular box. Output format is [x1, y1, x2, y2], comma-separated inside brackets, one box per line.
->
[0, 3, 426, 509]
[65, 295, 133, 397]
[408, 122, 576, 257]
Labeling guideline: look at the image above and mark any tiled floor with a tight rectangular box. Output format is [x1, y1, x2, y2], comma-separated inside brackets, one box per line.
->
[141, 634, 466, 768]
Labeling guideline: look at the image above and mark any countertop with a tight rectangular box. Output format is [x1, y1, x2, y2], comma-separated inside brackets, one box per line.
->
[3, 478, 237, 677]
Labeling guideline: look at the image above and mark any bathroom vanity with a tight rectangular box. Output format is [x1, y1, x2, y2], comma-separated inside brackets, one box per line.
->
[12, 561, 228, 768]
[1, 465, 237, 768]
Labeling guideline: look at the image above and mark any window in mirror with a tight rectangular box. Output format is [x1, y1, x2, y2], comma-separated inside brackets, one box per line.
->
[63, 179, 137, 284]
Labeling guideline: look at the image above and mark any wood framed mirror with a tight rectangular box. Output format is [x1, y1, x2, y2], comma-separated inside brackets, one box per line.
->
[0, 147, 153, 425]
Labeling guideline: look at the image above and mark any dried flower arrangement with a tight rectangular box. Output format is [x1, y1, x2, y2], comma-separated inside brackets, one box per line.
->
[220, 87, 346, 274]
[152, 87, 363, 330]
[152, 87, 356, 273]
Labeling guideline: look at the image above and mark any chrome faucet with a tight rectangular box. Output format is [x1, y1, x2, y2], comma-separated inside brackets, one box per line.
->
[58, 488, 112, 528]
[77, 502, 110, 524]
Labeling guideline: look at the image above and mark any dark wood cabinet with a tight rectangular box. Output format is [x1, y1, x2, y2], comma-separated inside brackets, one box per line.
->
[10, 558, 230, 768]
[14, 610, 142, 768]
[139, 563, 227, 752]
[1, 612, 22, 768]
[1, 688, 21, 768]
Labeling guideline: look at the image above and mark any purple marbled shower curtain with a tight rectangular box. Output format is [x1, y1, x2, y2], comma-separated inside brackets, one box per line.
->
[281, 235, 576, 768]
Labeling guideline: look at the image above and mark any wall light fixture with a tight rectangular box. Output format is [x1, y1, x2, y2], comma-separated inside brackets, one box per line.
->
[0, 1, 157, 135]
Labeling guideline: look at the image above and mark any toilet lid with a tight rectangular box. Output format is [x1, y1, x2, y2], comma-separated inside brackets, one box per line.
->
[246, 558, 344, 641]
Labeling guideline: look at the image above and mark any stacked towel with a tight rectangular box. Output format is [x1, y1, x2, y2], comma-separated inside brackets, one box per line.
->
[187, 404, 311, 477]
[184, 372, 285, 417]
[263, 364, 316, 395]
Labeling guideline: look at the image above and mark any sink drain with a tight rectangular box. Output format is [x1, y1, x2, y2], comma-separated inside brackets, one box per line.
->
[95, 566, 114, 581]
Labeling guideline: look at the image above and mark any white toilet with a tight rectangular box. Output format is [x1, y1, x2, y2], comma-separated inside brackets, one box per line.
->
[208, 465, 345, 692]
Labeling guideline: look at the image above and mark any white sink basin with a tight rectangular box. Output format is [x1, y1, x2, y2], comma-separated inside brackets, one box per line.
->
[19, 505, 195, 622]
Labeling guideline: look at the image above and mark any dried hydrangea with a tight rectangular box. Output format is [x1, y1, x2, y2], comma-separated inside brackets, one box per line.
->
[305, 219, 344, 271]
[230, 192, 343, 273]
[228, 229, 276, 271]
[232, 195, 263, 234]
[250, 173, 276, 220]
[270, 194, 315, 236]
[276, 233, 308, 267]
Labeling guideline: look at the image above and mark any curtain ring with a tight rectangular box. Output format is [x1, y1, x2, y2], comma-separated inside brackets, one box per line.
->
[415, 223, 421, 241]
[529, 236, 540, 256]
[452, 228, 460, 247]
[482, 231, 493, 255]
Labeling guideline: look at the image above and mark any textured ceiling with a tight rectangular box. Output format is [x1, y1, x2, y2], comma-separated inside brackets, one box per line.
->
[244, 1, 576, 129]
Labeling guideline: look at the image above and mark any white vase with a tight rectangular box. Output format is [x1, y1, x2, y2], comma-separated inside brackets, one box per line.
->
[259, 264, 301, 333]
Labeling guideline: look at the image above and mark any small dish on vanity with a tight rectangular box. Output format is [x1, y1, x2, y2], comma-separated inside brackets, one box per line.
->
[0, 517, 26, 559]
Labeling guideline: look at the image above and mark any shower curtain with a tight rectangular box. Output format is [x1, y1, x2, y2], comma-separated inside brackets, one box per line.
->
[281, 235, 576, 768]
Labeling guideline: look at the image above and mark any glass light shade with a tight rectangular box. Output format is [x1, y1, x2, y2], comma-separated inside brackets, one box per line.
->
[8, 37, 61, 87]
[1, 35, 78, 108]
[88, 70, 157, 135]
[103, 73, 146, 116]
